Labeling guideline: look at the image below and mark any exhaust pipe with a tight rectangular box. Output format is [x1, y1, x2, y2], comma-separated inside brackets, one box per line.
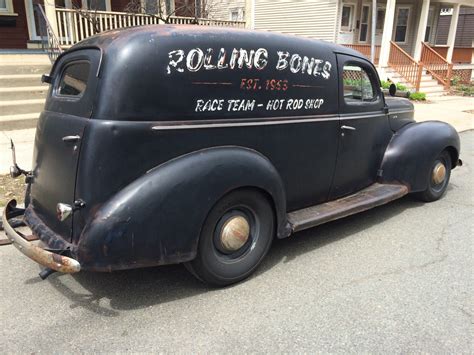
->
[39, 268, 56, 280]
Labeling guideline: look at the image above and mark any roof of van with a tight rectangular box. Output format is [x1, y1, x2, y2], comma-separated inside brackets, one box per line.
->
[68, 24, 366, 60]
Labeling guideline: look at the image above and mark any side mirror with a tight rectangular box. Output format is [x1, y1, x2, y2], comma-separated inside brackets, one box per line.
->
[41, 74, 53, 84]
[389, 83, 397, 97]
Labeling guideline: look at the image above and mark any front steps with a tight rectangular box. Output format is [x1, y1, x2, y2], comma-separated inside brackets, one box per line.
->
[383, 67, 447, 98]
[0, 54, 51, 131]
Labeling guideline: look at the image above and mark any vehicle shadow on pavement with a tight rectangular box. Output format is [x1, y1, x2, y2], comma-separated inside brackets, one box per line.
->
[43, 195, 427, 314]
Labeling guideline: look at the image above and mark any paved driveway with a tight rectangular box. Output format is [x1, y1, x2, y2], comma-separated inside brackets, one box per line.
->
[1, 131, 472, 353]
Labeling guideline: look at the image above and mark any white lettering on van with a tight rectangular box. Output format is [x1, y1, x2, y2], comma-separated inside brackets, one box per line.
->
[166, 49, 185, 74]
[289, 54, 302, 74]
[301, 56, 315, 75]
[227, 99, 255, 112]
[193, 97, 325, 113]
[195, 99, 224, 112]
[237, 49, 255, 69]
[254, 48, 268, 70]
[266, 99, 285, 111]
[322, 62, 332, 79]
[217, 48, 229, 69]
[276, 51, 289, 71]
[187, 48, 204, 72]
[166, 47, 332, 79]
[305, 98, 324, 109]
[204, 49, 216, 70]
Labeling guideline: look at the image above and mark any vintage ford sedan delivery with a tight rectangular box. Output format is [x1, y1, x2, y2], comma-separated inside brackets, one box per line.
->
[4, 25, 461, 285]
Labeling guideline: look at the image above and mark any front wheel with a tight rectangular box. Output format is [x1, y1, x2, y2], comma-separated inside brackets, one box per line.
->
[415, 150, 452, 202]
[185, 189, 274, 286]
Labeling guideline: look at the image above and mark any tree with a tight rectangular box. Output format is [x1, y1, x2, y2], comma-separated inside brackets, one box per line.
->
[124, 0, 218, 24]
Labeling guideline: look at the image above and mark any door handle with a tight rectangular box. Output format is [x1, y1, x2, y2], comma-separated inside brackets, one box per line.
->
[341, 125, 356, 131]
[62, 135, 81, 142]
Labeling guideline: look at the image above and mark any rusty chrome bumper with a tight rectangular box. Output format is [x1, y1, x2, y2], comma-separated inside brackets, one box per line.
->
[2, 200, 81, 274]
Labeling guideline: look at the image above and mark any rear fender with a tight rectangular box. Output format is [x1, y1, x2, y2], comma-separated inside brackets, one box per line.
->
[76, 146, 288, 271]
[379, 121, 460, 192]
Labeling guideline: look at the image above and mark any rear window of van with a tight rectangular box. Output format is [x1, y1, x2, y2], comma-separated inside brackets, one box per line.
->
[57, 62, 90, 97]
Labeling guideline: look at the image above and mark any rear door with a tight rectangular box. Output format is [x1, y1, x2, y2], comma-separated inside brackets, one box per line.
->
[30, 49, 100, 241]
[329, 54, 392, 199]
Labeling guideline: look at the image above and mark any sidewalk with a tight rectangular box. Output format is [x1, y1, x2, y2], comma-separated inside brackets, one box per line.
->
[0, 95, 473, 174]
[413, 95, 474, 132]
[0, 128, 36, 174]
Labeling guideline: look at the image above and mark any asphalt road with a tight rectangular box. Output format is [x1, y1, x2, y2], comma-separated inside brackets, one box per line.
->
[1, 131, 472, 353]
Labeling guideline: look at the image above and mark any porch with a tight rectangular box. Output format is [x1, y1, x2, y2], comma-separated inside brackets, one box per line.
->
[3, 1, 245, 60]
[338, 0, 474, 93]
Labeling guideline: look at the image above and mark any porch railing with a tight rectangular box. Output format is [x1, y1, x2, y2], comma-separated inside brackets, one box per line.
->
[342, 44, 380, 64]
[420, 42, 452, 89]
[55, 8, 245, 48]
[388, 41, 422, 91]
[36, 5, 63, 63]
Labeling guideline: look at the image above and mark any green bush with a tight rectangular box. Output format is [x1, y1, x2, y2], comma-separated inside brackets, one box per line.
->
[409, 92, 426, 101]
[396, 83, 407, 91]
[380, 80, 391, 89]
[380, 80, 408, 91]
[450, 76, 461, 86]
[456, 84, 474, 96]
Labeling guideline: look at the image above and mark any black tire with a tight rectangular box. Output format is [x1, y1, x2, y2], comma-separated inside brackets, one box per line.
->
[185, 189, 274, 286]
[415, 150, 452, 202]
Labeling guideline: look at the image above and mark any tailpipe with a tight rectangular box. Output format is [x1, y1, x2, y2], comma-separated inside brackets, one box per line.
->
[39, 268, 56, 280]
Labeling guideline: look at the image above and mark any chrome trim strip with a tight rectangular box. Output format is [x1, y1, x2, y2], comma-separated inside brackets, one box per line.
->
[339, 112, 385, 120]
[388, 110, 414, 115]
[151, 111, 399, 131]
[152, 116, 339, 130]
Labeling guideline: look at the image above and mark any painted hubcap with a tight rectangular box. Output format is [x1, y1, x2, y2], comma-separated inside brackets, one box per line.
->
[220, 216, 250, 252]
[432, 162, 446, 185]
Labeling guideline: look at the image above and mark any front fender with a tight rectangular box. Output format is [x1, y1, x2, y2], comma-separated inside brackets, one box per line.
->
[76, 146, 288, 271]
[380, 121, 460, 192]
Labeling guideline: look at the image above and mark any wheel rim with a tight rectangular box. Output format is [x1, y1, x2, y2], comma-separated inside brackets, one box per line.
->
[430, 159, 448, 193]
[432, 162, 446, 185]
[213, 208, 257, 259]
[220, 216, 250, 252]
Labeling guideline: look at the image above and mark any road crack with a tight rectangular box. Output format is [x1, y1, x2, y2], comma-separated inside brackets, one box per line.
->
[327, 217, 464, 294]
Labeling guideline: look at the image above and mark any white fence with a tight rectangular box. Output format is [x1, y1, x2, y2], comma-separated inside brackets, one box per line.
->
[55, 8, 246, 47]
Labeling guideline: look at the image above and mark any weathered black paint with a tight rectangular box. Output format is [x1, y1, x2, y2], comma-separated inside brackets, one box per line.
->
[19, 25, 460, 272]
[379, 121, 460, 191]
[76, 147, 288, 271]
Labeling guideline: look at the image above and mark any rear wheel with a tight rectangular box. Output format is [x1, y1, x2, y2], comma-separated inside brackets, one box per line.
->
[415, 150, 452, 202]
[185, 189, 274, 286]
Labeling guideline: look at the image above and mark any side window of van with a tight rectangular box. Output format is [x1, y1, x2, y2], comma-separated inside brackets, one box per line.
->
[343, 65, 377, 103]
[57, 62, 90, 97]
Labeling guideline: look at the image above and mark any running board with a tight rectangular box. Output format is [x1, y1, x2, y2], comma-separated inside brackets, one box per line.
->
[288, 183, 409, 233]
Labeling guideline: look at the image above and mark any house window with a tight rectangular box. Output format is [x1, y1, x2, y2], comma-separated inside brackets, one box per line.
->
[0, 0, 14, 13]
[340, 5, 354, 32]
[394, 7, 410, 43]
[343, 65, 376, 103]
[376, 8, 385, 32]
[424, 8, 434, 42]
[359, 5, 370, 42]
[142, 0, 159, 14]
[229, 8, 244, 21]
[83, 0, 110, 11]
[230, 10, 239, 21]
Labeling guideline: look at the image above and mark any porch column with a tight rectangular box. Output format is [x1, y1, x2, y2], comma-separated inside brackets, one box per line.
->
[378, 0, 396, 67]
[245, 0, 254, 29]
[446, 4, 461, 62]
[413, 0, 430, 61]
[44, 0, 60, 39]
